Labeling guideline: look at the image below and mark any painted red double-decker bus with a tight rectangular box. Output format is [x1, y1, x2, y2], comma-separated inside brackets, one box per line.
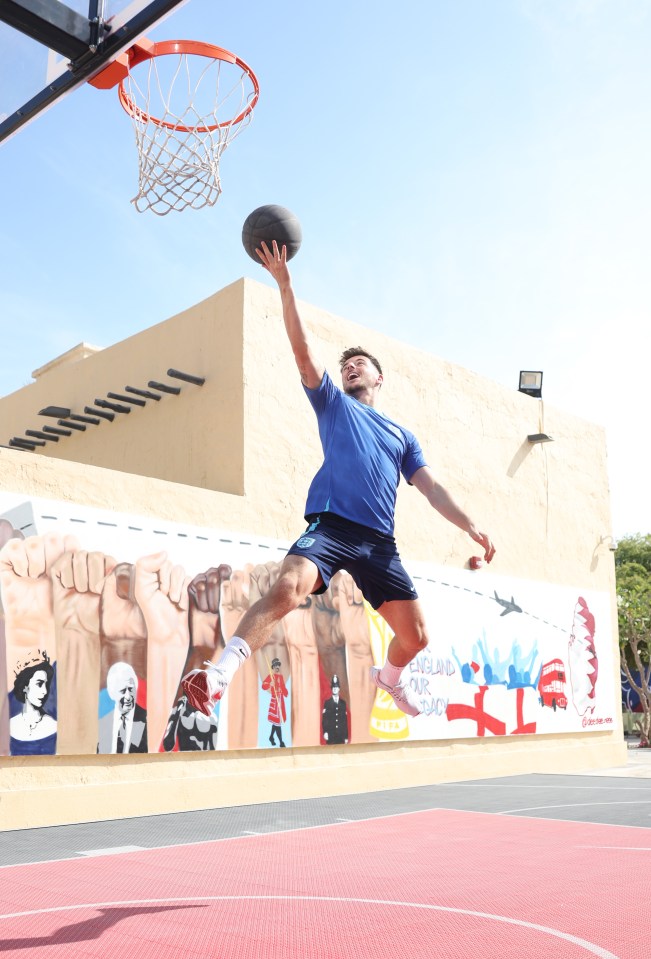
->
[538, 659, 568, 711]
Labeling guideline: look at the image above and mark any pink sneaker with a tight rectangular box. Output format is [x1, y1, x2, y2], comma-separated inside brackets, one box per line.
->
[181, 663, 227, 716]
[370, 666, 422, 717]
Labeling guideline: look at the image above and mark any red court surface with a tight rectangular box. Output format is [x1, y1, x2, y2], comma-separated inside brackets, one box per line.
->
[0, 807, 647, 958]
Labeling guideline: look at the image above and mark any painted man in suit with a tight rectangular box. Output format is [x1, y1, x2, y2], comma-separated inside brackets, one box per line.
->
[98, 661, 147, 754]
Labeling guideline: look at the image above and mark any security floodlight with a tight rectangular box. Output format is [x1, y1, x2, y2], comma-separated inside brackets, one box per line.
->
[518, 371, 543, 398]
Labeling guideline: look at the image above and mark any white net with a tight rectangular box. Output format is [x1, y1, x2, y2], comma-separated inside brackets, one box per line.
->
[120, 45, 258, 215]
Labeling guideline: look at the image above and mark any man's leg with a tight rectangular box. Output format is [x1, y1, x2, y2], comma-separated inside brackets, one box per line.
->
[182, 555, 321, 715]
[377, 598, 429, 665]
[370, 598, 429, 717]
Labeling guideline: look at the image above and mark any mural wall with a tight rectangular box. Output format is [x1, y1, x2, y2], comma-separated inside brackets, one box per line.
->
[0, 493, 617, 757]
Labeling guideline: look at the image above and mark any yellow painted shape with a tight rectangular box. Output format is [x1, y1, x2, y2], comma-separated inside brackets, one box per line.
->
[365, 601, 410, 741]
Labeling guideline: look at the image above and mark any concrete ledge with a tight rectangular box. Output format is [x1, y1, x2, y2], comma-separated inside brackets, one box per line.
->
[0, 734, 627, 831]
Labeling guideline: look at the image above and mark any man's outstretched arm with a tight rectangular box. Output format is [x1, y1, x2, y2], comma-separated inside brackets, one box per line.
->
[410, 466, 496, 563]
[256, 241, 325, 389]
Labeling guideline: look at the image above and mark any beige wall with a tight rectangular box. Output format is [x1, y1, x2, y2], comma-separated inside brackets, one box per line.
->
[0, 276, 616, 586]
[241, 278, 616, 587]
[0, 280, 246, 495]
[0, 277, 625, 830]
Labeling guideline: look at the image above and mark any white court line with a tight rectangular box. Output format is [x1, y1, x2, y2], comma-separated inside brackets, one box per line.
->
[76, 846, 146, 857]
[576, 845, 651, 851]
[2, 803, 649, 874]
[499, 800, 651, 815]
[0, 807, 449, 871]
[0, 895, 620, 959]
[445, 782, 651, 791]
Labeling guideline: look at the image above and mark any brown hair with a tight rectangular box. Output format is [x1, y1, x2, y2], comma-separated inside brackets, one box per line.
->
[338, 347, 383, 375]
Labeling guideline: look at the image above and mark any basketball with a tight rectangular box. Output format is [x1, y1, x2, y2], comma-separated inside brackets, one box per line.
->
[242, 205, 302, 263]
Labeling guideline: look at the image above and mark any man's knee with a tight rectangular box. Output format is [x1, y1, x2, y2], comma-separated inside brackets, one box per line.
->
[409, 623, 429, 654]
[380, 600, 430, 654]
[272, 568, 313, 615]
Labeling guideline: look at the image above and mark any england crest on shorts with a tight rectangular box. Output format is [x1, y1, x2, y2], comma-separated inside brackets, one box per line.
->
[296, 536, 315, 549]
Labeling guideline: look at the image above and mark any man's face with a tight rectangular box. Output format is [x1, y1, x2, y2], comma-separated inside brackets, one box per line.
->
[118, 679, 136, 717]
[341, 356, 382, 396]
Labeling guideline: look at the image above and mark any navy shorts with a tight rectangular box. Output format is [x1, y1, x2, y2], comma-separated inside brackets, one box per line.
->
[286, 513, 418, 610]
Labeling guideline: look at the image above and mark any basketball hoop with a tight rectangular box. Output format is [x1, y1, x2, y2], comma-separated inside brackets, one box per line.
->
[94, 40, 259, 215]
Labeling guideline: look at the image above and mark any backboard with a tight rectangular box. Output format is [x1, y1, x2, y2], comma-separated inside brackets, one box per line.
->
[0, 0, 188, 143]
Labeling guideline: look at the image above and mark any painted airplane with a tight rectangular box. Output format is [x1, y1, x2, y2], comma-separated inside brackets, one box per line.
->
[493, 591, 523, 616]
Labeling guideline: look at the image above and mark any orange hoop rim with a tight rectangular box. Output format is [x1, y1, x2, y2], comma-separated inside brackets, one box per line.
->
[117, 40, 260, 133]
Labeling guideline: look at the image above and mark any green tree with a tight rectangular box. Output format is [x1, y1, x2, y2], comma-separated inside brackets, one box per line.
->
[616, 535, 651, 745]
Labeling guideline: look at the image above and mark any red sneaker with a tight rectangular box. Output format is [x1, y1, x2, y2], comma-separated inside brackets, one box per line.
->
[181, 665, 227, 716]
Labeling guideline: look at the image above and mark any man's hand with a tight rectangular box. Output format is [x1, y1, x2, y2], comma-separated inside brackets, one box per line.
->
[134, 551, 192, 752]
[0, 532, 79, 656]
[99, 563, 147, 683]
[52, 549, 116, 637]
[256, 240, 291, 287]
[468, 527, 496, 564]
[187, 564, 232, 654]
[51, 549, 116, 754]
[135, 552, 191, 646]
[0, 519, 24, 552]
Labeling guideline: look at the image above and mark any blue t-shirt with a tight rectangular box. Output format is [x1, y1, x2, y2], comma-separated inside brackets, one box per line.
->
[303, 371, 427, 535]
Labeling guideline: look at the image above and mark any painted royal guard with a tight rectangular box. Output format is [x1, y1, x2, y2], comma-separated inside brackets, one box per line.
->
[262, 657, 288, 747]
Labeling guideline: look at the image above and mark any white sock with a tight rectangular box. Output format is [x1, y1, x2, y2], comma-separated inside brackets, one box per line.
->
[212, 636, 252, 684]
[378, 660, 405, 688]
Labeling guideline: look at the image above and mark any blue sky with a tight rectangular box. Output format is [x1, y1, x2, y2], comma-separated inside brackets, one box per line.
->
[0, 0, 648, 539]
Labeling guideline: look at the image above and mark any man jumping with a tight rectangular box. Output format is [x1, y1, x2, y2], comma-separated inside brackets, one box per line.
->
[182, 241, 495, 719]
